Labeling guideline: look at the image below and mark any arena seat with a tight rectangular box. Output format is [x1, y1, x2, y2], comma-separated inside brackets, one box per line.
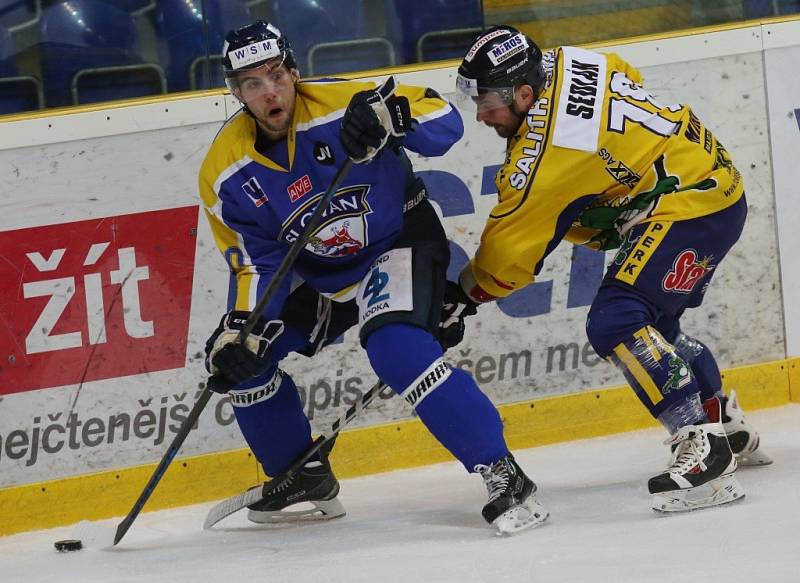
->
[115, 0, 154, 12]
[40, 0, 165, 106]
[385, 0, 483, 64]
[154, 0, 251, 91]
[743, 0, 800, 17]
[0, 0, 40, 31]
[272, 0, 395, 77]
[0, 23, 42, 113]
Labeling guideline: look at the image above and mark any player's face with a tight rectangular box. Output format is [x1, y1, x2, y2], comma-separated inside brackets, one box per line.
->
[475, 95, 521, 138]
[235, 62, 297, 139]
[475, 85, 534, 138]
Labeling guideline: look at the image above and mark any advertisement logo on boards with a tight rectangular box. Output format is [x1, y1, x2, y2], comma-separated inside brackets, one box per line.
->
[0, 206, 198, 395]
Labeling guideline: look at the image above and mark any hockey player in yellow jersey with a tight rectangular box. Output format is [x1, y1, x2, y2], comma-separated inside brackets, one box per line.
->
[442, 26, 771, 513]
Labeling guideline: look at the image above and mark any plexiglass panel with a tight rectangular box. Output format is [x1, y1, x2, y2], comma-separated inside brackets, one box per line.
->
[0, 0, 798, 116]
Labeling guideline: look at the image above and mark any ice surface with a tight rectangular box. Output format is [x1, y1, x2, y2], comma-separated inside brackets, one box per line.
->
[2, 405, 798, 583]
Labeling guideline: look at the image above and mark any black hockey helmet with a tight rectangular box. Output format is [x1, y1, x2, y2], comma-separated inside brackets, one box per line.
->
[455, 25, 546, 112]
[221, 20, 297, 92]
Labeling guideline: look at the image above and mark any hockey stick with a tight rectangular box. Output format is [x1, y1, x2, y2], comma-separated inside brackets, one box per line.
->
[204, 377, 388, 529]
[73, 158, 356, 549]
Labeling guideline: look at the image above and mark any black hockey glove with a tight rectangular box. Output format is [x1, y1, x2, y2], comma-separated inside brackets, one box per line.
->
[204, 311, 284, 393]
[438, 281, 479, 350]
[340, 76, 411, 164]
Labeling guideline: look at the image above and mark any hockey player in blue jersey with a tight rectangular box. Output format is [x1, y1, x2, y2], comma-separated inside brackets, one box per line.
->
[198, 21, 548, 534]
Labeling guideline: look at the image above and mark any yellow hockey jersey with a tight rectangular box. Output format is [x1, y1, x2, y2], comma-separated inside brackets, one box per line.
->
[466, 45, 744, 299]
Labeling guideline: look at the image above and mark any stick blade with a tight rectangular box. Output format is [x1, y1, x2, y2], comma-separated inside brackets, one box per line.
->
[203, 486, 264, 530]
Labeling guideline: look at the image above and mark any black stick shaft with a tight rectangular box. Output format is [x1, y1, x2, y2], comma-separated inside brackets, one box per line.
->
[111, 158, 354, 546]
[113, 387, 213, 545]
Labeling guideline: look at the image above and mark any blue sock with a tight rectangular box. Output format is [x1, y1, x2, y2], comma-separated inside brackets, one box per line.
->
[366, 323, 509, 471]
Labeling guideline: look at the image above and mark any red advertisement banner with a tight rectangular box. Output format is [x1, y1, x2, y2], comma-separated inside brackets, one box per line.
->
[0, 207, 199, 395]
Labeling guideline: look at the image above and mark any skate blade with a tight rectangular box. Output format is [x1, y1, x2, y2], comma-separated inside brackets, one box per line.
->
[652, 474, 745, 513]
[248, 497, 346, 524]
[736, 448, 773, 467]
[492, 497, 549, 535]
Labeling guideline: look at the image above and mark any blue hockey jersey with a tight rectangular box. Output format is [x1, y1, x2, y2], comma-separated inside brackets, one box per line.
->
[199, 79, 463, 320]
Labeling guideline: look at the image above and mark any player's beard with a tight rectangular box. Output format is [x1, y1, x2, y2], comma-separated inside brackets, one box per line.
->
[255, 104, 294, 140]
[499, 105, 526, 138]
[486, 106, 525, 138]
[493, 123, 516, 139]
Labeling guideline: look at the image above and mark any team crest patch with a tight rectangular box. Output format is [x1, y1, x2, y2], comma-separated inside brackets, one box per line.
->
[242, 176, 268, 207]
[288, 174, 312, 202]
[281, 185, 372, 257]
[310, 220, 363, 256]
[662, 249, 715, 293]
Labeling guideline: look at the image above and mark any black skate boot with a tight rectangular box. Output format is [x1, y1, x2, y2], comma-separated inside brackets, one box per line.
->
[474, 454, 548, 534]
[247, 454, 345, 524]
[706, 391, 772, 466]
[649, 419, 745, 512]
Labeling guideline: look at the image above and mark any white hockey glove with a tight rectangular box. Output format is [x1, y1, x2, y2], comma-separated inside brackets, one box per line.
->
[204, 311, 284, 393]
[340, 75, 411, 164]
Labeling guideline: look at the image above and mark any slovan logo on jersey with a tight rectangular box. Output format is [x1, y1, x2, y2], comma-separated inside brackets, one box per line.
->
[662, 249, 715, 293]
[282, 185, 372, 257]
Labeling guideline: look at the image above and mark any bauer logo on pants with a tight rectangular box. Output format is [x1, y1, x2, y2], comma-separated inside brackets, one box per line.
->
[0, 206, 198, 395]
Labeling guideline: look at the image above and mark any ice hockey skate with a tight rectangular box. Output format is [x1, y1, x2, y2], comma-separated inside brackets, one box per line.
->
[475, 455, 548, 534]
[649, 419, 745, 513]
[247, 457, 345, 524]
[714, 391, 773, 466]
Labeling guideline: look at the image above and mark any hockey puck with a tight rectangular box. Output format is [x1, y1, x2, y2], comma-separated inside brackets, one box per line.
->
[54, 539, 83, 552]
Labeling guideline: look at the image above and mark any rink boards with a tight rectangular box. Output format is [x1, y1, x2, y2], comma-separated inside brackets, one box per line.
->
[0, 16, 799, 536]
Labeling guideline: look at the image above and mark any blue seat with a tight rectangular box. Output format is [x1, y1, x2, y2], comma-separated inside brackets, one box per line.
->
[272, 0, 395, 76]
[114, 0, 154, 12]
[155, 0, 251, 91]
[743, 0, 800, 16]
[0, 0, 40, 31]
[779, 0, 800, 14]
[385, 0, 482, 64]
[0, 21, 14, 77]
[40, 0, 165, 106]
[0, 23, 42, 113]
[743, 0, 777, 17]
